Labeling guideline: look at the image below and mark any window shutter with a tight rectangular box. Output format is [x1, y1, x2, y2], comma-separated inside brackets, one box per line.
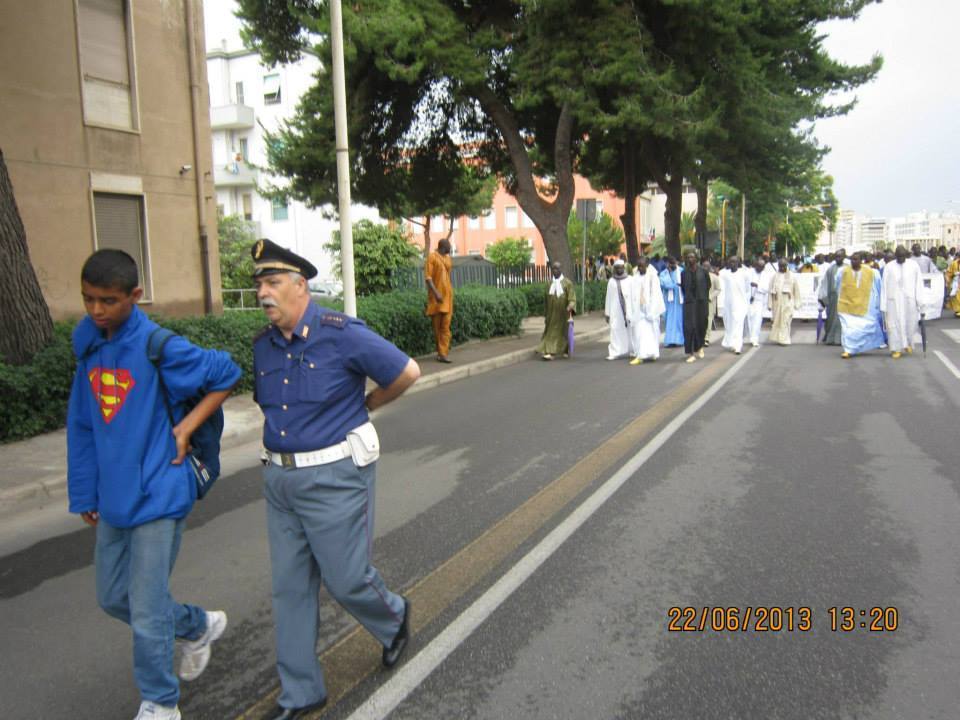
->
[78, 0, 130, 86]
[93, 193, 146, 288]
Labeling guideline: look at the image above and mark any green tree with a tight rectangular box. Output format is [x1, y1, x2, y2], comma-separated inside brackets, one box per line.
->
[567, 211, 625, 262]
[324, 220, 419, 296]
[217, 214, 257, 292]
[486, 237, 532, 272]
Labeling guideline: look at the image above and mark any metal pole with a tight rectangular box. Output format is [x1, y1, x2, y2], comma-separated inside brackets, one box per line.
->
[330, 0, 356, 317]
[581, 220, 587, 314]
[721, 200, 727, 259]
[739, 194, 746, 259]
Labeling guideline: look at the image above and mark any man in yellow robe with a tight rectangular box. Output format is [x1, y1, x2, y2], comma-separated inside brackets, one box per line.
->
[945, 255, 960, 317]
[425, 239, 454, 362]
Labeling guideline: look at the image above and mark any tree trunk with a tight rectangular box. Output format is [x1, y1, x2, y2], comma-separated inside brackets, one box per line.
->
[474, 89, 576, 277]
[662, 174, 683, 260]
[694, 180, 708, 255]
[0, 148, 54, 365]
[620, 140, 640, 264]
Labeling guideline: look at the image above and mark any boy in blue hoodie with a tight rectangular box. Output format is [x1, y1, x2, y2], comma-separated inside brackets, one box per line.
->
[67, 249, 241, 720]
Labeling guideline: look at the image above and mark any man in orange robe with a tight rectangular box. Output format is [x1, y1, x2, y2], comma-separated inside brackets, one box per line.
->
[425, 239, 454, 362]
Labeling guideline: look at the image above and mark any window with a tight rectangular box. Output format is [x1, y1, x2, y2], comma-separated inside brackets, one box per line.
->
[483, 209, 496, 230]
[431, 215, 446, 232]
[272, 197, 289, 221]
[77, 0, 137, 130]
[216, 204, 225, 219]
[235, 81, 244, 105]
[468, 249, 481, 256]
[263, 73, 281, 104]
[238, 137, 248, 162]
[92, 192, 150, 299]
[505, 206, 518, 228]
[468, 215, 480, 230]
[242, 193, 253, 221]
[522, 209, 534, 228]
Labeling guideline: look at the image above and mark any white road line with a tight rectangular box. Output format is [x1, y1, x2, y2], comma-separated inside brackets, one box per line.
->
[942, 328, 960, 345]
[934, 350, 960, 380]
[347, 349, 759, 720]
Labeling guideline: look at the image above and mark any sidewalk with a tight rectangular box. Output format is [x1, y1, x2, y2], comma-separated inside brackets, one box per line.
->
[0, 312, 609, 513]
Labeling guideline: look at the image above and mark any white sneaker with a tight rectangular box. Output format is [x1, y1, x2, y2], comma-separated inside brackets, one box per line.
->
[179, 610, 227, 681]
[134, 701, 181, 720]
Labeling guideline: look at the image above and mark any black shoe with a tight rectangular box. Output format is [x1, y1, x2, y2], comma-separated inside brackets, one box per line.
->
[382, 597, 411, 668]
[264, 697, 327, 720]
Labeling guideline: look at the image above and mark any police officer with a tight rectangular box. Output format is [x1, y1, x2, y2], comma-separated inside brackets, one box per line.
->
[250, 239, 420, 719]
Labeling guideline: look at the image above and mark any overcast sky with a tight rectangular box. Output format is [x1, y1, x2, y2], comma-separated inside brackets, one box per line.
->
[815, 0, 960, 219]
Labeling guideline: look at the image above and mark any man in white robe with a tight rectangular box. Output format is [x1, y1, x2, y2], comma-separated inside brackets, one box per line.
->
[746, 258, 770, 347]
[628, 257, 665, 364]
[604, 259, 634, 360]
[719, 257, 751, 355]
[881, 246, 923, 358]
[768, 258, 801, 345]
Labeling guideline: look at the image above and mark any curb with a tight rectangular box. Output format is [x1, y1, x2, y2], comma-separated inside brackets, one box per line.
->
[0, 327, 608, 512]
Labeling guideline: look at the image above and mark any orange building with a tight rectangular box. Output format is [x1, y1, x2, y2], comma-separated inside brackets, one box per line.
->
[405, 175, 653, 263]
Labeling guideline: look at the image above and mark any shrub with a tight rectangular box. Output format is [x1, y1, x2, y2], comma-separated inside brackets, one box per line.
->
[0, 286, 527, 442]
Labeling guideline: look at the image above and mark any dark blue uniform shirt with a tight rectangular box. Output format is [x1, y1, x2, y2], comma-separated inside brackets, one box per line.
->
[253, 302, 410, 452]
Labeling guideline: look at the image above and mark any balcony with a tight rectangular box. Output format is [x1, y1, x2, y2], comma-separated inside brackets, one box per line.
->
[214, 162, 258, 187]
[210, 103, 255, 130]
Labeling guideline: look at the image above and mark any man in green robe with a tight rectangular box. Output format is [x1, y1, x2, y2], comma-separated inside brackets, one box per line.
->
[537, 261, 577, 360]
[817, 248, 846, 345]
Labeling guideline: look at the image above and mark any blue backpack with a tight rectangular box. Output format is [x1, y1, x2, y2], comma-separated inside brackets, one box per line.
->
[147, 328, 224, 499]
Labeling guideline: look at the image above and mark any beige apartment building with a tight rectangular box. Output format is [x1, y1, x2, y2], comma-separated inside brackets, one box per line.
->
[0, 0, 221, 319]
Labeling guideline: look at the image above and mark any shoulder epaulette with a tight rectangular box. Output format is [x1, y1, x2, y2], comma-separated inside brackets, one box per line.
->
[320, 311, 348, 329]
[253, 324, 273, 343]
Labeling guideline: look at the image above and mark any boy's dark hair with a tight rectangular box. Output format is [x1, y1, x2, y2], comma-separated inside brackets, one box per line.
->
[81, 249, 140, 293]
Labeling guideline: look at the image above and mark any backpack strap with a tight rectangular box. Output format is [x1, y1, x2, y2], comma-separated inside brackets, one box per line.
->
[147, 328, 178, 429]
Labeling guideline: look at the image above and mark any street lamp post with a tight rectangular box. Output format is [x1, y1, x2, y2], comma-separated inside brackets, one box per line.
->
[718, 195, 729, 259]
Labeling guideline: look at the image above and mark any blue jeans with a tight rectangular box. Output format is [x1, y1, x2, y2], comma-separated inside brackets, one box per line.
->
[95, 517, 207, 707]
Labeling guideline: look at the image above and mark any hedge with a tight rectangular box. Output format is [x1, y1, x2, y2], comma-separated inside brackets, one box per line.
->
[520, 280, 608, 317]
[0, 285, 527, 443]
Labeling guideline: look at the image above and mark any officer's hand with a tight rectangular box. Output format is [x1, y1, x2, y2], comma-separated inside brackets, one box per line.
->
[170, 423, 192, 465]
[81, 511, 99, 527]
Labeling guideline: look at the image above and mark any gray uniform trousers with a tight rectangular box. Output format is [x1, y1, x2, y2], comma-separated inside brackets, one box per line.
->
[263, 457, 404, 709]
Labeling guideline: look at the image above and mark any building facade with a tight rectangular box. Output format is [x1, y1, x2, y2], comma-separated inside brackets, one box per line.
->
[204, 0, 381, 282]
[0, 0, 220, 319]
[403, 176, 701, 263]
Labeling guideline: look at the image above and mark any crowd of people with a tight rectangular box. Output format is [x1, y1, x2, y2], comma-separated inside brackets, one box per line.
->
[543, 243, 960, 364]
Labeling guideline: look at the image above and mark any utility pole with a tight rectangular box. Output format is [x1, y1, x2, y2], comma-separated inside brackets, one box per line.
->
[330, 0, 356, 316]
[739, 194, 746, 259]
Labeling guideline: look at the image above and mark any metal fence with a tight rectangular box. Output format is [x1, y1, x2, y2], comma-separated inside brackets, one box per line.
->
[222, 288, 260, 310]
[392, 263, 593, 290]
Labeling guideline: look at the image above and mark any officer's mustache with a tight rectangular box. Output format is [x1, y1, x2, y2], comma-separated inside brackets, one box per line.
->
[260, 298, 279, 308]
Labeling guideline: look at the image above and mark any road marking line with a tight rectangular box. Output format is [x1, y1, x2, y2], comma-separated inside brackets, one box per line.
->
[346, 349, 758, 720]
[942, 328, 960, 345]
[934, 350, 960, 380]
[234, 351, 744, 720]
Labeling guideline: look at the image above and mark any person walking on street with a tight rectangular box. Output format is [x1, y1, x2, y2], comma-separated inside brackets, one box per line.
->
[537, 261, 576, 360]
[680, 251, 710, 363]
[251, 239, 421, 720]
[817, 249, 847, 345]
[768, 258, 801, 345]
[629, 256, 665, 364]
[881, 246, 923, 358]
[704, 259, 720, 346]
[659, 256, 684, 347]
[67, 249, 241, 720]
[719, 256, 751, 355]
[836, 252, 885, 359]
[425, 238, 454, 362]
[604, 259, 633, 360]
[746, 258, 768, 348]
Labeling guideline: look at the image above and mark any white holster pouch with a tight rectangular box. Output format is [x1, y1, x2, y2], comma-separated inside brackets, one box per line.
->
[346, 421, 380, 467]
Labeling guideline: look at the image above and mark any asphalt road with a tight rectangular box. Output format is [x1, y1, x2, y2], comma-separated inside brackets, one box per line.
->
[3, 319, 960, 719]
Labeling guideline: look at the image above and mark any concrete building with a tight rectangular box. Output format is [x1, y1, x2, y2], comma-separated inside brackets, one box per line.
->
[204, 0, 381, 282]
[0, 0, 220, 319]
[856, 217, 889, 252]
[889, 211, 960, 251]
[404, 177, 702, 263]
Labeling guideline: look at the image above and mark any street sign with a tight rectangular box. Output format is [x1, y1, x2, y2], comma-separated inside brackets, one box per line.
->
[575, 199, 597, 224]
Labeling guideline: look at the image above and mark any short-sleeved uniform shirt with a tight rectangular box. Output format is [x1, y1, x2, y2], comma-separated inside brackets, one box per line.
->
[253, 302, 410, 453]
[425, 251, 453, 315]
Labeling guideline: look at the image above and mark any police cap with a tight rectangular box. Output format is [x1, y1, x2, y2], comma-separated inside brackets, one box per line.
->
[251, 238, 318, 279]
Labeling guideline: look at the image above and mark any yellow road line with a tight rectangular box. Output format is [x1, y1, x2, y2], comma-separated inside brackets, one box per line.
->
[235, 353, 737, 719]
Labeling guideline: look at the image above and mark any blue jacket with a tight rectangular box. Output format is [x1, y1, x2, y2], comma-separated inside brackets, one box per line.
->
[67, 306, 241, 528]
